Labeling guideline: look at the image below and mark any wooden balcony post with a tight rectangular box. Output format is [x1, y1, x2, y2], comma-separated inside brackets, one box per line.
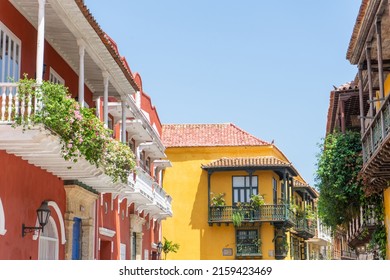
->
[358, 64, 366, 135]
[375, 17, 385, 103]
[365, 45, 374, 118]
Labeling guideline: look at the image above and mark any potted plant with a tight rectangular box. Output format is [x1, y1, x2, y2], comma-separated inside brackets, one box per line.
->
[249, 194, 265, 208]
[210, 192, 226, 207]
[210, 192, 226, 220]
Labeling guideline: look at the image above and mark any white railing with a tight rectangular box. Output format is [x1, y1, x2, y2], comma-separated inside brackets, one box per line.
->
[317, 219, 332, 242]
[134, 166, 172, 213]
[0, 82, 40, 124]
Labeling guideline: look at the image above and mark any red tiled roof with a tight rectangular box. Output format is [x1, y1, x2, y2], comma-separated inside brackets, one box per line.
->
[162, 123, 269, 147]
[202, 156, 291, 169]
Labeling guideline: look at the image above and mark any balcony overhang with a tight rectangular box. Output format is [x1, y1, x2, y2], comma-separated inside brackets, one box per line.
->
[107, 102, 135, 120]
[0, 125, 130, 194]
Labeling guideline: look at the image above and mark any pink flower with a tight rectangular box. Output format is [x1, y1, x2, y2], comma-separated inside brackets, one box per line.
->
[67, 143, 73, 149]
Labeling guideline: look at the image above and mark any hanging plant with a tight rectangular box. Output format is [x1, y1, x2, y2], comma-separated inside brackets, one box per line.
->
[13, 77, 136, 184]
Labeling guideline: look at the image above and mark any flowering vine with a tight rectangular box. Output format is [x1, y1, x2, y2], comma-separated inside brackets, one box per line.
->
[13, 77, 136, 183]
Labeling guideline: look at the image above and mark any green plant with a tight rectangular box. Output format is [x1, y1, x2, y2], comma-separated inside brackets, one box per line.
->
[315, 131, 364, 229]
[305, 204, 316, 221]
[210, 192, 226, 206]
[162, 237, 180, 260]
[249, 194, 265, 208]
[13, 77, 136, 183]
[232, 210, 244, 227]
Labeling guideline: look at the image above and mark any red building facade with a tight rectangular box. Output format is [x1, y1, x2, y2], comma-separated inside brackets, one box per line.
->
[0, 0, 171, 260]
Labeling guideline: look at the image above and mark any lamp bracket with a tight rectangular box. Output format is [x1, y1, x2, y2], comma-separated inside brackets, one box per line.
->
[22, 224, 42, 237]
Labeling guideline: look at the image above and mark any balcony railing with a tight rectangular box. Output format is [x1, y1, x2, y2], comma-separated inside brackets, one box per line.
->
[0, 83, 173, 218]
[295, 217, 316, 238]
[209, 204, 295, 225]
[236, 243, 262, 258]
[0, 82, 36, 123]
[346, 205, 378, 247]
[362, 91, 390, 165]
[128, 166, 172, 216]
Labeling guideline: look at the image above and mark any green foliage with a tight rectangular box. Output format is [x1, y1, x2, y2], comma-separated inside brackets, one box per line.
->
[368, 224, 387, 259]
[162, 237, 180, 260]
[232, 210, 244, 227]
[315, 131, 364, 229]
[305, 204, 316, 221]
[365, 193, 387, 259]
[13, 77, 136, 183]
[210, 192, 226, 206]
[249, 194, 265, 208]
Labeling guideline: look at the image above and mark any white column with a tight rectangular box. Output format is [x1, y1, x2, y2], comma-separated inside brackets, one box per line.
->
[135, 91, 141, 108]
[102, 72, 109, 127]
[78, 40, 85, 108]
[36, 0, 46, 85]
[121, 100, 126, 143]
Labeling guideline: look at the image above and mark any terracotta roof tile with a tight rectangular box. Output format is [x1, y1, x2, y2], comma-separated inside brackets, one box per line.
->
[162, 123, 269, 147]
[74, 0, 140, 91]
[201, 156, 291, 169]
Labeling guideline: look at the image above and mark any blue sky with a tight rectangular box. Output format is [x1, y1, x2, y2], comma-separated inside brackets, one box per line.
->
[85, 1, 360, 187]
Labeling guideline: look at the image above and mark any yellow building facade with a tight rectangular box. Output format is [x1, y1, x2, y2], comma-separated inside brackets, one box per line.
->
[161, 124, 317, 260]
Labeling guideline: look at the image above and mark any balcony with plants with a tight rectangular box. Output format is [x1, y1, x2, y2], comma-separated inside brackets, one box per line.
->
[293, 204, 317, 239]
[208, 193, 295, 227]
[0, 79, 172, 217]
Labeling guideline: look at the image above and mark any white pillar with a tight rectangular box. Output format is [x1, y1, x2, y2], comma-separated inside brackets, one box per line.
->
[78, 40, 85, 108]
[102, 72, 109, 127]
[135, 91, 141, 108]
[121, 100, 126, 143]
[36, 0, 46, 85]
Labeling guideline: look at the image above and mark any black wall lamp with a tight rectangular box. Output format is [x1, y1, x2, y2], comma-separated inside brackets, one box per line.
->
[22, 201, 51, 237]
[157, 241, 163, 260]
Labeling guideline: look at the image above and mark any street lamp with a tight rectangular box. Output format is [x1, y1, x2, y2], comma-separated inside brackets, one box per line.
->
[157, 241, 163, 260]
[22, 201, 51, 237]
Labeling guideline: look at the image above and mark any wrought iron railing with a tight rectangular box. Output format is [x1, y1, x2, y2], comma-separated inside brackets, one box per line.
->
[209, 204, 295, 225]
[295, 217, 316, 237]
[236, 243, 262, 257]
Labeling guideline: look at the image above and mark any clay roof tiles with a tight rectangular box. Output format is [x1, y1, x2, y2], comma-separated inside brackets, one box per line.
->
[202, 156, 291, 169]
[162, 123, 269, 148]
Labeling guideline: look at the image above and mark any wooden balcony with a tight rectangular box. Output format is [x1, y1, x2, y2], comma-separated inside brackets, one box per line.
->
[361, 91, 390, 190]
[294, 217, 316, 239]
[209, 204, 295, 227]
[346, 206, 378, 247]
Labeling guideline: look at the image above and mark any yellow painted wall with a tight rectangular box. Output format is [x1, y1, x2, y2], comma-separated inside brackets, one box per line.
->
[384, 188, 390, 260]
[162, 145, 294, 260]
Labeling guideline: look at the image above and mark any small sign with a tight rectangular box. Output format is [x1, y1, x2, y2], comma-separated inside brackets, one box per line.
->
[222, 248, 233, 256]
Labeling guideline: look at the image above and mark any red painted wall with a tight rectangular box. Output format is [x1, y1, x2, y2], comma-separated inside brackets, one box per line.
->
[97, 194, 131, 260]
[0, 151, 65, 260]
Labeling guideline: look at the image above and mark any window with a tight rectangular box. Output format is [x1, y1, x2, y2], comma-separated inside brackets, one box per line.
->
[49, 67, 64, 85]
[120, 243, 126, 260]
[281, 180, 285, 203]
[0, 22, 21, 82]
[232, 176, 258, 204]
[236, 229, 260, 255]
[38, 217, 59, 260]
[272, 178, 277, 205]
[0, 197, 6, 235]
